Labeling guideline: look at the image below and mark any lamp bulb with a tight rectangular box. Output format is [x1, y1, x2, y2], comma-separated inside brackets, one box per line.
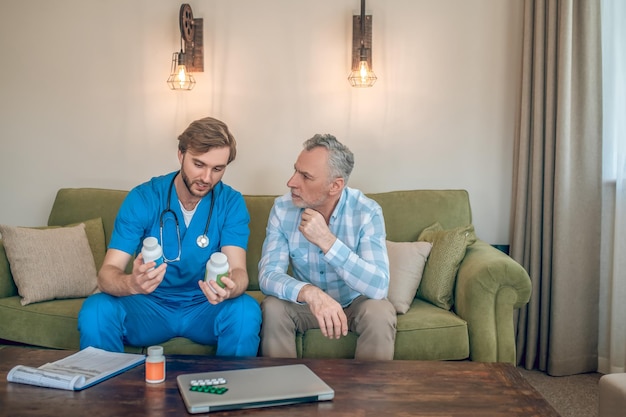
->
[358, 61, 370, 83]
[176, 65, 188, 88]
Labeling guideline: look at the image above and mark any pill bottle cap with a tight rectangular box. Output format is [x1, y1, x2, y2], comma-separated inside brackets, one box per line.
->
[143, 237, 159, 250]
[210, 252, 228, 265]
[147, 345, 163, 357]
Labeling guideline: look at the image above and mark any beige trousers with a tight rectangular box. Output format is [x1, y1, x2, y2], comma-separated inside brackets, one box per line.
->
[260, 295, 397, 360]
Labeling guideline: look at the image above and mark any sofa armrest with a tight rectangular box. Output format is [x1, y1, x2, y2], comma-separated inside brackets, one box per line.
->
[454, 239, 531, 364]
[0, 238, 18, 298]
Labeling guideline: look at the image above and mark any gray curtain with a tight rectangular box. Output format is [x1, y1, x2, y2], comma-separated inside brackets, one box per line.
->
[511, 0, 602, 376]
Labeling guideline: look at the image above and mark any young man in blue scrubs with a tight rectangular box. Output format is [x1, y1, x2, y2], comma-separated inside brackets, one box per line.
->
[78, 117, 261, 356]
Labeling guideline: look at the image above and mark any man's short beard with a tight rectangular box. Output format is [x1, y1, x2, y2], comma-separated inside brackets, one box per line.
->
[181, 168, 211, 198]
[291, 193, 325, 210]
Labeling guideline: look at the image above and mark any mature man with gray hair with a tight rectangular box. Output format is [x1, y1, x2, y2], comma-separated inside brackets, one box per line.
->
[258, 134, 396, 360]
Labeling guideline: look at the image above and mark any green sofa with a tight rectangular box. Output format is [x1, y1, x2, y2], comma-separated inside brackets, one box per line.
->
[0, 188, 531, 363]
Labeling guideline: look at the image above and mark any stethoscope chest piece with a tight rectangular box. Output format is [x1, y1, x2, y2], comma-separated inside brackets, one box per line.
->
[196, 234, 209, 248]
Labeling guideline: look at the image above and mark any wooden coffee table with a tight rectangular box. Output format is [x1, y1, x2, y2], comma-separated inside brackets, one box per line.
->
[0, 346, 559, 416]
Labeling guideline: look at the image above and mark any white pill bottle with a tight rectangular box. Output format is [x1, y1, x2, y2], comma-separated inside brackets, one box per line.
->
[141, 237, 164, 269]
[205, 252, 229, 289]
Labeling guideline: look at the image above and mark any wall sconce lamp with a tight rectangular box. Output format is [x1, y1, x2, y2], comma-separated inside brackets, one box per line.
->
[167, 4, 204, 91]
[348, 0, 377, 87]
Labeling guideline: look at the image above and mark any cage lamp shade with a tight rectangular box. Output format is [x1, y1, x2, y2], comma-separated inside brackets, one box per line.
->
[348, 47, 377, 87]
[167, 51, 196, 90]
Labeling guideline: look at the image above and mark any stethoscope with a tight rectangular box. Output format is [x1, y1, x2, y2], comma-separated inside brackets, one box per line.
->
[159, 172, 215, 262]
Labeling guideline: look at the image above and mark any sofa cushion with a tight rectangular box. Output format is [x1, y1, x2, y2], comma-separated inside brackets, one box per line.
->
[298, 298, 469, 361]
[417, 222, 476, 310]
[0, 296, 84, 348]
[393, 298, 469, 360]
[0, 221, 100, 306]
[386, 240, 432, 314]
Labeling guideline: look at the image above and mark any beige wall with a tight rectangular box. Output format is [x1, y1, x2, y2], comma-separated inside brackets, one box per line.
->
[0, 0, 523, 244]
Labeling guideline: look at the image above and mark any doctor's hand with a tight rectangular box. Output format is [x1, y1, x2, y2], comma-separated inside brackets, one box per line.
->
[129, 254, 166, 294]
[199, 274, 236, 305]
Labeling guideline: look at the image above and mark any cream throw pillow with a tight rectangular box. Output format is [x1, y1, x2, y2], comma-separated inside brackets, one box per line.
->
[0, 222, 99, 305]
[417, 222, 476, 310]
[386, 240, 432, 314]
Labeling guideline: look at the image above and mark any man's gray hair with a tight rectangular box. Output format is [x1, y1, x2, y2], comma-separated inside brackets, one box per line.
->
[303, 134, 354, 183]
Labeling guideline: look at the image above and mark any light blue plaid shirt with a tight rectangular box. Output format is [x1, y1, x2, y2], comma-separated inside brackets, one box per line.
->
[258, 187, 390, 307]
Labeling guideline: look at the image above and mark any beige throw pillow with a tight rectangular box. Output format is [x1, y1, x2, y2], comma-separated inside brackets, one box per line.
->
[0, 222, 99, 305]
[416, 222, 476, 310]
[386, 240, 433, 314]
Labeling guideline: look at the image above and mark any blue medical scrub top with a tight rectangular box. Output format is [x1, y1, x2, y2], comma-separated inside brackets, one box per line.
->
[109, 171, 250, 303]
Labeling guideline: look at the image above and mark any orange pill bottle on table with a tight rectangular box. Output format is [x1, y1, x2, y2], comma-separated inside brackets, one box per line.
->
[145, 345, 166, 383]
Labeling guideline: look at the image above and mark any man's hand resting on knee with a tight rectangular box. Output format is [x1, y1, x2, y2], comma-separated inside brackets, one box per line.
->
[297, 284, 349, 339]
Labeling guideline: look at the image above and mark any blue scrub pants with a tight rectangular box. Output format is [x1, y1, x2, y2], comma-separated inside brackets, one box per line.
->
[78, 292, 261, 356]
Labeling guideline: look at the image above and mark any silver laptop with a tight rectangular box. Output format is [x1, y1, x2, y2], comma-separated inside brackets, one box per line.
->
[176, 364, 335, 414]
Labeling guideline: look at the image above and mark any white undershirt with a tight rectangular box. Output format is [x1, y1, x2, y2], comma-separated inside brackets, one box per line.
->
[179, 201, 197, 227]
